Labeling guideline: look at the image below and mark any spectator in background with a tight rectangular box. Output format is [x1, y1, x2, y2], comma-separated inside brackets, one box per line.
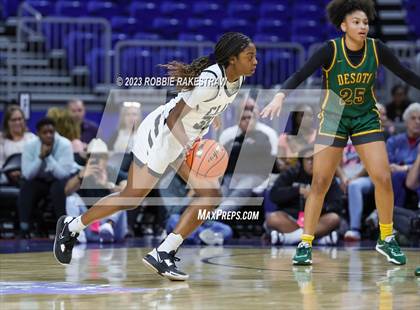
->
[18, 117, 74, 237]
[0, 105, 36, 184]
[278, 103, 317, 170]
[108, 102, 141, 153]
[393, 144, 420, 241]
[47, 107, 84, 153]
[343, 103, 420, 241]
[67, 99, 98, 145]
[160, 172, 233, 246]
[405, 143, 420, 199]
[386, 84, 411, 122]
[64, 139, 128, 243]
[386, 102, 420, 207]
[376, 103, 395, 140]
[218, 98, 277, 212]
[336, 141, 365, 193]
[336, 140, 371, 242]
[266, 146, 342, 245]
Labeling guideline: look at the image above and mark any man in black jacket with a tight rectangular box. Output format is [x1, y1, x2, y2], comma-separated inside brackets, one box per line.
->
[265, 146, 342, 245]
[218, 99, 277, 212]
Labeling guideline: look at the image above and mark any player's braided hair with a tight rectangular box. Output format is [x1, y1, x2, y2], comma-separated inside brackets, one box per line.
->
[327, 0, 376, 29]
[161, 32, 251, 90]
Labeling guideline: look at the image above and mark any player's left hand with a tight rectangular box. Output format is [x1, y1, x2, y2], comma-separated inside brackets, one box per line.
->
[260, 92, 285, 120]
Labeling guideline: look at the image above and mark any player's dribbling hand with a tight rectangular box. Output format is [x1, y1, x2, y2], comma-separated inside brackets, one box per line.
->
[183, 138, 200, 159]
[260, 92, 285, 120]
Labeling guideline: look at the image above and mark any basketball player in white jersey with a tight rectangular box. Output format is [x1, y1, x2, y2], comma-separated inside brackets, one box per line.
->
[54, 32, 257, 281]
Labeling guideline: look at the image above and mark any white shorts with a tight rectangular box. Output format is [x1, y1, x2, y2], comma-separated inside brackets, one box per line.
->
[132, 106, 184, 176]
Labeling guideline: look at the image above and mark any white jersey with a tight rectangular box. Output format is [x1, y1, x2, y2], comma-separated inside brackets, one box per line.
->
[132, 64, 244, 175]
[163, 63, 244, 138]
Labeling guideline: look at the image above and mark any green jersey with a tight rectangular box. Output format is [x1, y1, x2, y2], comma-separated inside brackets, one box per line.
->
[321, 37, 379, 117]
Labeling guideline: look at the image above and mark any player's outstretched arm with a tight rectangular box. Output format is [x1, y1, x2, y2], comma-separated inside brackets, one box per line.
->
[260, 42, 332, 119]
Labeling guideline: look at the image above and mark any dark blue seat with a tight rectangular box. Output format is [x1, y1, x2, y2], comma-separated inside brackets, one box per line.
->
[294, 0, 322, 6]
[110, 16, 138, 35]
[325, 25, 340, 40]
[65, 31, 100, 70]
[263, 50, 295, 87]
[119, 48, 153, 80]
[86, 47, 113, 87]
[87, 1, 121, 19]
[178, 33, 210, 42]
[112, 33, 128, 47]
[221, 18, 252, 36]
[187, 18, 218, 41]
[253, 34, 287, 43]
[292, 20, 319, 37]
[130, 2, 159, 25]
[153, 18, 184, 39]
[133, 32, 162, 41]
[160, 2, 190, 19]
[26, 0, 55, 16]
[227, 2, 256, 20]
[259, 3, 289, 20]
[260, 0, 290, 5]
[291, 35, 320, 48]
[257, 19, 289, 37]
[157, 49, 190, 76]
[192, 2, 225, 19]
[55, 1, 87, 17]
[292, 5, 323, 21]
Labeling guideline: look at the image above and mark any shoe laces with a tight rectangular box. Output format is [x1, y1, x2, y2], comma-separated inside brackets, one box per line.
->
[168, 251, 181, 267]
[297, 242, 310, 254]
[385, 236, 402, 254]
[63, 229, 79, 251]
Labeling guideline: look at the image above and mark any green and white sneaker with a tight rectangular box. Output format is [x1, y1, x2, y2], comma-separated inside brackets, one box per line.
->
[292, 242, 312, 265]
[375, 235, 406, 265]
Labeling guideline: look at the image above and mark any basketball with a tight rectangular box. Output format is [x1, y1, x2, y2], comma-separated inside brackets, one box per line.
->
[185, 139, 228, 178]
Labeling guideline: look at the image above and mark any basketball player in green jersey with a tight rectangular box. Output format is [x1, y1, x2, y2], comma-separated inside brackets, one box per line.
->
[261, 0, 420, 266]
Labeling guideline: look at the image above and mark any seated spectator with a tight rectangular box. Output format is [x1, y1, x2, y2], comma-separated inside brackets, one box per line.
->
[336, 140, 365, 193]
[64, 139, 128, 243]
[405, 143, 420, 199]
[335, 140, 368, 241]
[159, 171, 233, 245]
[108, 102, 141, 153]
[265, 146, 342, 245]
[387, 102, 420, 207]
[342, 103, 420, 240]
[218, 98, 277, 212]
[47, 107, 84, 153]
[386, 84, 411, 122]
[0, 105, 36, 184]
[18, 117, 74, 237]
[393, 144, 420, 241]
[67, 99, 98, 146]
[376, 103, 396, 140]
[278, 103, 317, 170]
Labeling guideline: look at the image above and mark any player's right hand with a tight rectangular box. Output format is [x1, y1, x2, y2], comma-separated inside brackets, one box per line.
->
[260, 92, 285, 120]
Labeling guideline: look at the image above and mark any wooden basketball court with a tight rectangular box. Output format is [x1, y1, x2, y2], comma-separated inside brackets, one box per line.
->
[1, 244, 419, 309]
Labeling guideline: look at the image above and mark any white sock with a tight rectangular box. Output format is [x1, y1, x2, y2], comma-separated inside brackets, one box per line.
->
[317, 231, 338, 245]
[317, 235, 330, 245]
[279, 228, 303, 245]
[157, 233, 183, 253]
[68, 216, 86, 233]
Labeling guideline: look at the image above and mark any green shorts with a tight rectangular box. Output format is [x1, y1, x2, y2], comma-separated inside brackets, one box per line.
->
[316, 108, 384, 147]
